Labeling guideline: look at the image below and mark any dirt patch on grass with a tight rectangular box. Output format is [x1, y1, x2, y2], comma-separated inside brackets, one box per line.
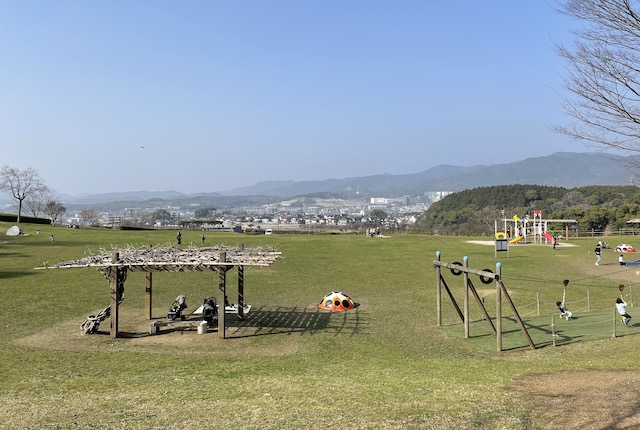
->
[506, 369, 640, 429]
[581, 260, 640, 285]
[14, 304, 344, 357]
[466, 240, 577, 247]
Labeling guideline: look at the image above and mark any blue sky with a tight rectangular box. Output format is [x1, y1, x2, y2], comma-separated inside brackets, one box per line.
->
[0, 1, 594, 195]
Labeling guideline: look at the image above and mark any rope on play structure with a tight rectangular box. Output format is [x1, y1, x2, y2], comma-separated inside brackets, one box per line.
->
[80, 267, 127, 335]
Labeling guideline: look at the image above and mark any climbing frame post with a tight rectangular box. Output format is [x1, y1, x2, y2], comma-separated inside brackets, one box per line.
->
[496, 262, 502, 352]
[436, 251, 442, 326]
[463, 256, 470, 339]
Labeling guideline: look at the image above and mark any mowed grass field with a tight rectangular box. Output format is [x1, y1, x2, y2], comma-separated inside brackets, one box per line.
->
[2, 222, 640, 429]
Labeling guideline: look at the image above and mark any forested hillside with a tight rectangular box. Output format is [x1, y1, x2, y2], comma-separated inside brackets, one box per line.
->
[414, 184, 640, 235]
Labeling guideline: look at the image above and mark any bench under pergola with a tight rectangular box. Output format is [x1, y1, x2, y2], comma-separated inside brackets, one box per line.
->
[39, 244, 281, 339]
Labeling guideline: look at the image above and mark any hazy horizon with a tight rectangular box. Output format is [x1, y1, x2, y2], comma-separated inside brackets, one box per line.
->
[0, 2, 612, 195]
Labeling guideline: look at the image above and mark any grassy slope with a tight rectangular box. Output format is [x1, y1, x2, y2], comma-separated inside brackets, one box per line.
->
[0, 223, 638, 429]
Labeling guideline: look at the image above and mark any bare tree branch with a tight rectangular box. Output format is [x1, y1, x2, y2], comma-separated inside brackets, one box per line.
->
[26, 188, 53, 217]
[44, 200, 67, 226]
[555, 0, 640, 155]
[0, 165, 48, 223]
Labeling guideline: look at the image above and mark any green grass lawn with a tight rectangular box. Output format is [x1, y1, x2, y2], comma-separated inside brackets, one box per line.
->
[1, 222, 639, 429]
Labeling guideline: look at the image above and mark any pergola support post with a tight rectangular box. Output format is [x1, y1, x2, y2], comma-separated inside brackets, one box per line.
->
[238, 265, 245, 320]
[145, 272, 153, 319]
[218, 251, 227, 339]
[110, 252, 120, 338]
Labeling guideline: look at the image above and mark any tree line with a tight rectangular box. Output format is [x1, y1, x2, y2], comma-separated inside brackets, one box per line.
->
[413, 184, 640, 235]
[0, 165, 66, 225]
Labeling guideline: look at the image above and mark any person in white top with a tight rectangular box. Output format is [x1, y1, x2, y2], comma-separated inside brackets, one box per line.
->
[616, 298, 632, 326]
[556, 300, 572, 320]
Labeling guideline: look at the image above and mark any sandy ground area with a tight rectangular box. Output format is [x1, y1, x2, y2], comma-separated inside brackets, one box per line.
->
[467, 240, 577, 247]
[507, 369, 640, 429]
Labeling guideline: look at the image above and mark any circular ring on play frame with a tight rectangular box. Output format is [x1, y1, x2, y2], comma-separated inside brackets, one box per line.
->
[450, 262, 463, 276]
[480, 269, 494, 284]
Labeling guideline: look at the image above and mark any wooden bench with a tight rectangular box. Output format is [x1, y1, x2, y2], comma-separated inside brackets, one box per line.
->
[149, 304, 251, 335]
[150, 317, 214, 334]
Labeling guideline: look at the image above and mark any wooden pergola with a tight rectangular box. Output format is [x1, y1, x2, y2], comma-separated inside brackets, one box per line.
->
[38, 245, 281, 339]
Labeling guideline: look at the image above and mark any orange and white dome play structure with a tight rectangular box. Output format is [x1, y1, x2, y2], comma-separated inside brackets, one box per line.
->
[319, 291, 356, 311]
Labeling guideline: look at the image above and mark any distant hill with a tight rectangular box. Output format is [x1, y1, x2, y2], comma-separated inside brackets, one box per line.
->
[58, 190, 192, 205]
[218, 152, 638, 197]
[414, 183, 640, 235]
[47, 151, 639, 206]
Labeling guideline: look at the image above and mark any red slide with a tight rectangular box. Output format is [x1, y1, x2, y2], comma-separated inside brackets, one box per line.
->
[541, 231, 553, 242]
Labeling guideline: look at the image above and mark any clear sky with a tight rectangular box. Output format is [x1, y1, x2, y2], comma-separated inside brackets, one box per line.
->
[0, 1, 594, 195]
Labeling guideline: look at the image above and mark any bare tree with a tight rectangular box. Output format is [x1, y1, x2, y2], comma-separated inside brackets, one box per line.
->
[0, 165, 48, 223]
[79, 208, 100, 226]
[44, 200, 67, 226]
[554, 1, 640, 160]
[26, 188, 53, 217]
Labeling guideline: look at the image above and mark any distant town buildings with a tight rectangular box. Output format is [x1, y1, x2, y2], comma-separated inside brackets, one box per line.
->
[424, 191, 453, 202]
[62, 191, 454, 232]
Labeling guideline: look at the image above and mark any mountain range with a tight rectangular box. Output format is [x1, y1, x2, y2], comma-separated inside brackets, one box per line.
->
[49, 151, 637, 206]
[218, 151, 637, 197]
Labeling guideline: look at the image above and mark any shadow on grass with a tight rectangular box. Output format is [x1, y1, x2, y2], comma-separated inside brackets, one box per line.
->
[106, 305, 367, 339]
[506, 316, 587, 350]
[438, 312, 627, 351]
[230, 305, 360, 338]
[0, 270, 38, 280]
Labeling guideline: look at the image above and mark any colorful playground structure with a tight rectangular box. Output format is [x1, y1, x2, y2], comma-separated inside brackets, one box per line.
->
[495, 210, 577, 245]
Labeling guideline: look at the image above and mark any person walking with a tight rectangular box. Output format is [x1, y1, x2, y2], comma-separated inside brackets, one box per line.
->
[594, 242, 602, 265]
[176, 231, 182, 245]
[616, 297, 632, 326]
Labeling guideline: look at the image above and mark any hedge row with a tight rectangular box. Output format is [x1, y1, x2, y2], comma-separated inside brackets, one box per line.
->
[0, 213, 51, 225]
